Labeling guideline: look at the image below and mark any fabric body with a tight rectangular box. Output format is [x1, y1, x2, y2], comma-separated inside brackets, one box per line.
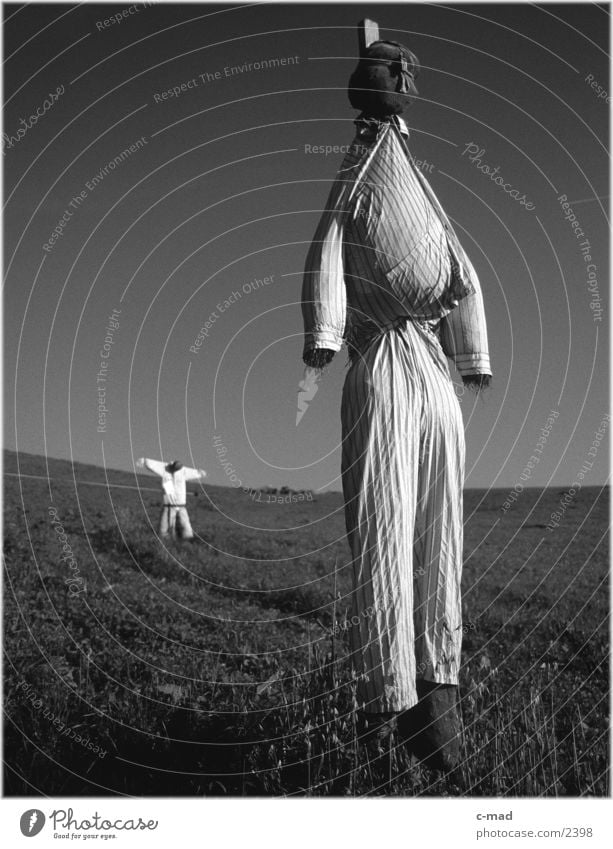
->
[301, 114, 492, 713]
[141, 459, 205, 540]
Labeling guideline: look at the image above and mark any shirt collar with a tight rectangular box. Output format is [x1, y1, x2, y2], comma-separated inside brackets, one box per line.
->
[355, 113, 410, 139]
[394, 115, 410, 137]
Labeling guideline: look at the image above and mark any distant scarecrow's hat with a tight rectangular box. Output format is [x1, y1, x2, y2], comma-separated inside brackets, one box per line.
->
[167, 460, 183, 472]
[348, 40, 420, 118]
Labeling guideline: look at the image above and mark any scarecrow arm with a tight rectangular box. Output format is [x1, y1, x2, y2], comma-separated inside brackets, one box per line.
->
[301, 185, 348, 366]
[302, 20, 379, 369]
[137, 457, 166, 476]
[439, 255, 492, 390]
[183, 467, 207, 482]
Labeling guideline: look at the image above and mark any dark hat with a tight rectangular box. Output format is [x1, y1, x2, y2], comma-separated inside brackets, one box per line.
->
[348, 40, 420, 118]
[167, 460, 183, 472]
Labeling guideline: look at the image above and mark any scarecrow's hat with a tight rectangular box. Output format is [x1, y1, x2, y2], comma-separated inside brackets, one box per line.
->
[348, 39, 420, 118]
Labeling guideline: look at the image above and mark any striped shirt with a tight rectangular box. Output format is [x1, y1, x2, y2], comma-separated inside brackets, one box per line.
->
[302, 115, 491, 376]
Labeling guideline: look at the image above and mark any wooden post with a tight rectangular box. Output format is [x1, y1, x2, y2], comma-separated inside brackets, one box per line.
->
[358, 18, 379, 56]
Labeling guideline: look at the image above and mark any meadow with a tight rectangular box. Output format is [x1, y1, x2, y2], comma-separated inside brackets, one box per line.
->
[3, 449, 608, 796]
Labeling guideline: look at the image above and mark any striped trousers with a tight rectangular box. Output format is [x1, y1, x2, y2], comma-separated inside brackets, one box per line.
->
[341, 317, 465, 713]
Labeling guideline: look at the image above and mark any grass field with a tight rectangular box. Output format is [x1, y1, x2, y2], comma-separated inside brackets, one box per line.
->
[3, 449, 609, 796]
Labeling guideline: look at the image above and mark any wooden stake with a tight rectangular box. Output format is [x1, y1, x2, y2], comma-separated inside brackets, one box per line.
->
[358, 18, 379, 56]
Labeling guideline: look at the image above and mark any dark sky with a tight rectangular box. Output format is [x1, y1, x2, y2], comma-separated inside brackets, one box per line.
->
[3, 2, 609, 492]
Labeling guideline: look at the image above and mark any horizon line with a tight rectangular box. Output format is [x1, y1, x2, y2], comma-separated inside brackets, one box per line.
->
[2, 448, 609, 493]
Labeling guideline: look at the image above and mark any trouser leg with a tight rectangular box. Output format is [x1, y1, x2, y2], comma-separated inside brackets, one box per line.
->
[159, 506, 172, 537]
[175, 507, 194, 539]
[394, 325, 465, 770]
[412, 359, 465, 685]
[341, 331, 421, 713]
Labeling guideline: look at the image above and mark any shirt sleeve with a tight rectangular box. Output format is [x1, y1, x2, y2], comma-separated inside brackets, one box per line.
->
[139, 458, 167, 476]
[183, 467, 207, 482]
[301, 181, 348, 356]
[438, 252, 492, 377]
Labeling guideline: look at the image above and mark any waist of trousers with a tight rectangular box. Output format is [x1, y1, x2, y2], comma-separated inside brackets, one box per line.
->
[162, 503, 186, 508]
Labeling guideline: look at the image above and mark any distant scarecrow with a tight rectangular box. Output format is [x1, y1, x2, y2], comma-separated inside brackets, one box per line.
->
[301, 25, 492, 771]
[137, 458, 207, 540]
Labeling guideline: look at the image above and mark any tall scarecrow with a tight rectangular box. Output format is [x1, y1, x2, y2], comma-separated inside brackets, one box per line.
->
[301, 21, 492, 771]
[137, 458, 207, 540]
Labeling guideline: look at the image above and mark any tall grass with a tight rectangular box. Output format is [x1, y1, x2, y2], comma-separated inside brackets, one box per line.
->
[3, 487, 609, 796]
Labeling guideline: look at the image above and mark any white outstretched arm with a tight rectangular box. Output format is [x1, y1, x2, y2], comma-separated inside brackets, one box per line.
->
[137, 458, 167, 476]
[183, 467, 207, 482]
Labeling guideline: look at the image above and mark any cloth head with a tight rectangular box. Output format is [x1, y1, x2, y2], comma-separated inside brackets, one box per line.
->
[166, 460, 183, 473]
[348, 40, 420, 118]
